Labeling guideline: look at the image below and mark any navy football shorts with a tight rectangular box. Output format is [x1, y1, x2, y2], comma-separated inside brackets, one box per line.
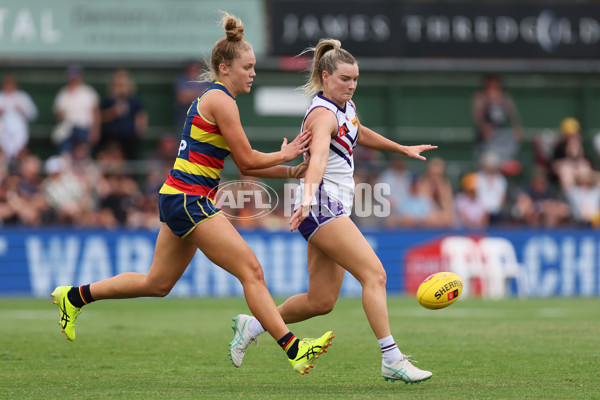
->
[158, 193, 221, 238]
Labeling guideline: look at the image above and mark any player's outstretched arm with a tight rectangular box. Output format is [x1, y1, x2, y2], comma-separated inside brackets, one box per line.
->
[238, 161, 309, 179]
[213, 91, 311, 171]
[357, 123, 437, 161]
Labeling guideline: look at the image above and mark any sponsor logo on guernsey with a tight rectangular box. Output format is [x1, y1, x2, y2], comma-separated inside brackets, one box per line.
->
[434, 279, 463, 300]
[351, 116, 358, 126]
[338, 123, 350, 137]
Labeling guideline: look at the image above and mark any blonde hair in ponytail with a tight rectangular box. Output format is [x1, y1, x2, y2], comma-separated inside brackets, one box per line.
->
[299, 39, 357, 96]
[199, 12, 253, 82]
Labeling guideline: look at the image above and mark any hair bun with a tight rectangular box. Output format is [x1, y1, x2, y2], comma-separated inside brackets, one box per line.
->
[223, 14, 244, 42]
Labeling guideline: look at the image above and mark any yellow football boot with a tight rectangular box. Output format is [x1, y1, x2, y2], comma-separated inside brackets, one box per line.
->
[51, 286, 82, 341]
[289, 331, 334, 375]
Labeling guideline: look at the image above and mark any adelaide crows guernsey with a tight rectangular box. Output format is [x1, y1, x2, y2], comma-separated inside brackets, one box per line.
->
[295, 92, 359, 214]
[160, 82, 233, 201]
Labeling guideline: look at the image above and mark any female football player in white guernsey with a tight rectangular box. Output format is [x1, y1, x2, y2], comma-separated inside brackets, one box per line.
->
[230, 39, 437, 383]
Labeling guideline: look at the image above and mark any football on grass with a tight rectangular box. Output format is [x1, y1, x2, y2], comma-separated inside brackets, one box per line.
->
[417, 272, 463, 310]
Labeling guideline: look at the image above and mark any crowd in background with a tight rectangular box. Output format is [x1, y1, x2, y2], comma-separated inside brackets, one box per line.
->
[1, 67, 600, 230]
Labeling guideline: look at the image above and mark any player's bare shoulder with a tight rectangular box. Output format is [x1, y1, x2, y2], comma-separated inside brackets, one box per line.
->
[201, 88, 236, 108]
[304, 107, 338, 136]
[199, 89, 238, 122]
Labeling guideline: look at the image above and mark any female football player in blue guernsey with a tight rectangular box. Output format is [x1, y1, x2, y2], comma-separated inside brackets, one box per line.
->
[229, 39, 437, 383]
[50, 14, 334, 376]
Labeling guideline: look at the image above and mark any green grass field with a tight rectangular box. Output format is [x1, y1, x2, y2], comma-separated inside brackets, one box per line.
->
[0, 296, 598, 400]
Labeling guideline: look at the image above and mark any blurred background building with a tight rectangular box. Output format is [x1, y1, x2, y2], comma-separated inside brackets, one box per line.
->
[2, 0, 600, 297]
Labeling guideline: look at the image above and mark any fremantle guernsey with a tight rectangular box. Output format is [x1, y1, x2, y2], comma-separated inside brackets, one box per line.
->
[295, 92, 359, 214]
[159, 82, 233, 201]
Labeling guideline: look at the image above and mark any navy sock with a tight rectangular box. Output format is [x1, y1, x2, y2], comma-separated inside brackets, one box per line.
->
[278, 332, 299, 359]
[67, 285, 94, 308]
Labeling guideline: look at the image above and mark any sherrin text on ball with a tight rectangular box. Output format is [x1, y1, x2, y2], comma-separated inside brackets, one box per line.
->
[416, 272, 463, 310]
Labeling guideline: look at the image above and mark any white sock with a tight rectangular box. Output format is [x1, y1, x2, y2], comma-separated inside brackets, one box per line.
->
[248, 316, 266, 338]
[378, 335, 402, 366]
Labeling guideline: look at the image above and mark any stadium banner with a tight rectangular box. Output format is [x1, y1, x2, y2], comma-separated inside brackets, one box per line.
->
[270, 1, 600, 58]
[0, 0, 265, 60]
[1, 228, 599, 298]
